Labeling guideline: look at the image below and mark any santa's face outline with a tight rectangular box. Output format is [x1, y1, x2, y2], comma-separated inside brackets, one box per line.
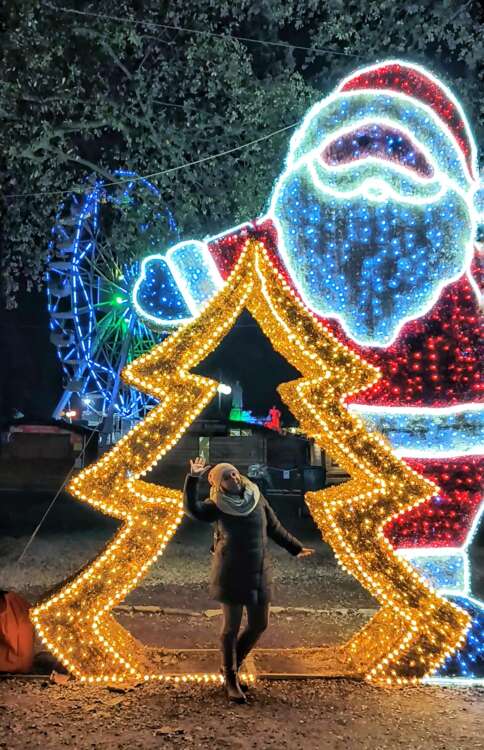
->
[265, 74, 479, 347]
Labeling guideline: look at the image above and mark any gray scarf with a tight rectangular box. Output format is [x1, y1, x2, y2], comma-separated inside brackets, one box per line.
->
[210, 475, 260, 516]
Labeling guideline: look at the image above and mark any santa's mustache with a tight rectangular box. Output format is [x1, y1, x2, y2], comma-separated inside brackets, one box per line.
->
[310, 153, 446, 204]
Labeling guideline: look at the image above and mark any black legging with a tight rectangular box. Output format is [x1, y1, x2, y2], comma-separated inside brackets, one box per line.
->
[220, 602, 270, 669]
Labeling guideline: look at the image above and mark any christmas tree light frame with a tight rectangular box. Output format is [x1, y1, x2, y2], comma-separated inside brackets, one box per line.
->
[31, 239, 470, 685]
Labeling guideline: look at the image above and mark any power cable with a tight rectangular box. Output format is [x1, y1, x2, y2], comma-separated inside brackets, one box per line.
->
[16, 428, 98, 563]
[3, 120, 299, 199]
[44, 4, 359, 59]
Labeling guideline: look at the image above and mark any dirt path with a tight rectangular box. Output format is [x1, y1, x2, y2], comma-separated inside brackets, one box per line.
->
[113, 608, 375, 650]
[2, 609, 483, 749]
[0, 519, 379, 611]
[3, 517, 483, 611]
[2, 516, 483, 748]
[1, 676, 483, 750]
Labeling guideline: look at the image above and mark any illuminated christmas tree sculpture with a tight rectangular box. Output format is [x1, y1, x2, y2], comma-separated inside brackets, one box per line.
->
[32, 239, 470, 685]
[131, 60, 483, 684]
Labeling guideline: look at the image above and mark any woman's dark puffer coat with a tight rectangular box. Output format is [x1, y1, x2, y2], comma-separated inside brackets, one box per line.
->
[183, 474, 303, 605]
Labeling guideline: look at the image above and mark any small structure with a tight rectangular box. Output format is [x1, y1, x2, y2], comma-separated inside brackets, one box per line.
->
[0, 420, 97, 492]
[147, 417, 326, 511]
[231, 380, 243, 410]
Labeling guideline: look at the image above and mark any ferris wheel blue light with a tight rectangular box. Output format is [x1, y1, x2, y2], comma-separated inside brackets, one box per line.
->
[47, 170, 179, 426]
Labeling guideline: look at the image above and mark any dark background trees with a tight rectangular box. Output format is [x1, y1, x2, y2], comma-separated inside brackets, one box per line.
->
[2, 0, 482, 301]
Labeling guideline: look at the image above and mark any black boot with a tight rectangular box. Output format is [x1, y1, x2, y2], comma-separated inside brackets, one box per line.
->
[235, 658, 250, 692]
[236, 640, 256, 692]
[237, 674, 250, 693]
[221, 665, 249, 692]
[221, 667, 246, 704]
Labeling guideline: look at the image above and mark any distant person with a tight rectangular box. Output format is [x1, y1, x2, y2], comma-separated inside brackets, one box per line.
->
[267, 405, 282, 432]
[183, 456, 314, 703]
[231, 380, 243, 411]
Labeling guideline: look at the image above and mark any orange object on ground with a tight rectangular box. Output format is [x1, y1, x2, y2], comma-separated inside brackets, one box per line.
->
[0, 591, 34, 673]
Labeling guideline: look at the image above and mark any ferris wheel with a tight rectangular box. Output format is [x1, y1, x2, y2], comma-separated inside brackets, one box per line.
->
[47, 171, 178, 440]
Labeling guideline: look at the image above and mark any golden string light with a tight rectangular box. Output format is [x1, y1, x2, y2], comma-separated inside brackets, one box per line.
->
[31, 239, 469, 685]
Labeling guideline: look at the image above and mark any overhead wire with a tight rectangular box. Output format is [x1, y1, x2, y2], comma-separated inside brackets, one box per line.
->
[43, 4, 360, 59]
[4, 5, 361, 199]
[5, 4, 359, 200]
[3, 121, 300, 199]
[16, 428, 98, 563]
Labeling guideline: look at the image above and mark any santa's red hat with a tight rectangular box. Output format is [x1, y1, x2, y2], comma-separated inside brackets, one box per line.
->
[339, 60, 477, 181]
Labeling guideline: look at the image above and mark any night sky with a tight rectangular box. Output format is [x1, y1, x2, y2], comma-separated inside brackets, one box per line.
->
[0, 296, 299, 426]
[195, 309, 301, 424]
[0, 289, 62, 425]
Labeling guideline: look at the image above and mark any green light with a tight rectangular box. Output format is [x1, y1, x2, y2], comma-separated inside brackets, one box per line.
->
[115, 296, 124, 305]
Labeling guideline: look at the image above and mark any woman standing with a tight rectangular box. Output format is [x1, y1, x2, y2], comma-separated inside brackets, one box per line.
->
[183, 456, 314, 703]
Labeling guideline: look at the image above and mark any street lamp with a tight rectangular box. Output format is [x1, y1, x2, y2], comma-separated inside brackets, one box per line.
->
[217, 383, 232, 396]
[217, 382, 232, 413]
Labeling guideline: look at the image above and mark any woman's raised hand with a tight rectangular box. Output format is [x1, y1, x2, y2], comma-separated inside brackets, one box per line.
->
[189, 456, 211, 476]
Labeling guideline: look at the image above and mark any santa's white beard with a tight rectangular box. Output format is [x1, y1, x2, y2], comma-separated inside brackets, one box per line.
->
[272, 165, 471, 346]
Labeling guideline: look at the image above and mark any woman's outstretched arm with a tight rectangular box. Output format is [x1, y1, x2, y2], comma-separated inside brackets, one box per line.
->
[183, 474, 218, 522]
[182, 457, 218, 523]
[263, 497, 304, 556]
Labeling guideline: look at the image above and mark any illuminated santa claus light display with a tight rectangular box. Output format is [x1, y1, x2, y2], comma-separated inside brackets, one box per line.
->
[133, 61, 483, 684]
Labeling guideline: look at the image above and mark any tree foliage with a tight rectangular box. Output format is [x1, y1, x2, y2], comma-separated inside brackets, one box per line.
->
[1, 0, 482, 305]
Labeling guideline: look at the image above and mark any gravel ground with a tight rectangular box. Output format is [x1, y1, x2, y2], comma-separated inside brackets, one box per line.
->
[0, 515, 378, 610]
[1, 676, 483, 750]
[3, 515, 483, 608]
[114, 608, 376, 650]
[2, 513, 484, 748]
